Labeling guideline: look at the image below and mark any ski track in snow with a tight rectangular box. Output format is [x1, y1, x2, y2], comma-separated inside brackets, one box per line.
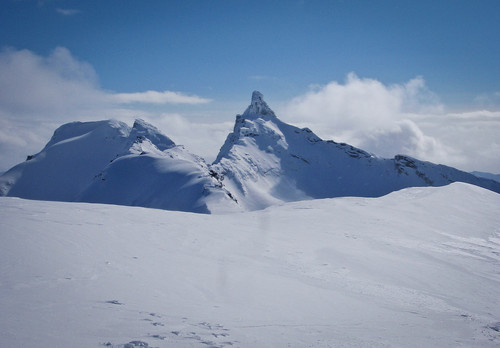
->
[1, 183, 500, 347]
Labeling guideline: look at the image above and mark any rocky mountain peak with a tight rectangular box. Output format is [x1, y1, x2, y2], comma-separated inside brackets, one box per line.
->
[242, 91, 276, 119]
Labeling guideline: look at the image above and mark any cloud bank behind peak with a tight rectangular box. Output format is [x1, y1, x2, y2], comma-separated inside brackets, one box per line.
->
[0, 47, 499, 174]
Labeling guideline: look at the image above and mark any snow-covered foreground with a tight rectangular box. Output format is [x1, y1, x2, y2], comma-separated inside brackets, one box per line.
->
[1, 183, 499, 347]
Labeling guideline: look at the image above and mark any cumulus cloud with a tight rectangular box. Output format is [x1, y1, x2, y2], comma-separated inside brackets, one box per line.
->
[359, 119, 455, 163]
[282, 73, 441, 127]
[280, 73, 444, 155]
[279, 73, 500, 173]
[0, 47, 101, 116]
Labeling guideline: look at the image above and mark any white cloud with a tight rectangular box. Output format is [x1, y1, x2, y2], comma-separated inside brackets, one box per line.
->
[56, 8, 81, 16]
[0, 47, 215, 172]
[110, 90, 211, 105]
[473, 91, 500, 107]
[444, 110, 500, 119]
[359, 119, 458, 164]
[279, 74, 500, 173]
[0, 47, 101, 116]
[415, 110, 500, 172]
[0, 47, 104, 171]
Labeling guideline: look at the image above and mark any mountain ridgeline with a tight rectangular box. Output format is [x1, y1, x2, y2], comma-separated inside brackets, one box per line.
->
[1, 91, 499, 213]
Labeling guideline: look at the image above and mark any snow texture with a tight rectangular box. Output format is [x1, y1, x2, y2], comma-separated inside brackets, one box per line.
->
[0, 183, 499, 347]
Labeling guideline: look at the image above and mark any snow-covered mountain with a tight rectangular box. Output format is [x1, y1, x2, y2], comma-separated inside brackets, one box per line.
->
[472, 171, 500, 183]
[1, 91, 499, 346]
[212, 91, 500, 210]
[1, 91, 499, 213]
[0, 119, 238, 213]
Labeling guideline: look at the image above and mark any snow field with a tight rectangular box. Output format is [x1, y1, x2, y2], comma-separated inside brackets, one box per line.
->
[0, 182, 499, 347]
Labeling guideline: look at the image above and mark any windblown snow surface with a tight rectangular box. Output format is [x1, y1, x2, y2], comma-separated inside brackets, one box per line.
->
[1, 182, 499, 347]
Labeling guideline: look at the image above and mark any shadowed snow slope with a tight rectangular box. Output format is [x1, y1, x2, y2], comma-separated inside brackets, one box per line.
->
[1, 183, 499, 347]
[212, 91, 500, 210]
[0, 119, 238, 213]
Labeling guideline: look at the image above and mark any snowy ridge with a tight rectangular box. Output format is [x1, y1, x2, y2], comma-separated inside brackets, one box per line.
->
[128, 119, 176, 152]
[212, 91, 500, 210]
[0, 119, 238, 213]
[1, 91, 499, 213]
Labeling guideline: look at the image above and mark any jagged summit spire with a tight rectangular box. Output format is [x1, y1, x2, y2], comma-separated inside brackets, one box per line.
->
[251, 90, 264, 103]
[242, 91, 276, 118]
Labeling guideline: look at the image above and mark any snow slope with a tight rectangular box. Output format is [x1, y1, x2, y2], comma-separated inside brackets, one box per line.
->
[1, 182, 499, 347]
[0, 119, 133, 201]
[0, 119, 238, 213]
[213, 91, 500, 210]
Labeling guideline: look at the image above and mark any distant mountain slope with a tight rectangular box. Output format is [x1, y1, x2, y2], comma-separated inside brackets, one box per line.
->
[472, 171, 500, 183]
[212, 91, 500, 210]
[0, 119, 238, 213]
[0, 120, 132, 201]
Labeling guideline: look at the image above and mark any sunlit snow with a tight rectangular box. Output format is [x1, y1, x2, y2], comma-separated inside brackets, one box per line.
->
[1, 183, 499, 347]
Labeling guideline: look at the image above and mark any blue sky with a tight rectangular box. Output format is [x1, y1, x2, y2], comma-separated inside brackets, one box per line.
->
[1, 0, 500, 173]
[2, 0, 499, 104]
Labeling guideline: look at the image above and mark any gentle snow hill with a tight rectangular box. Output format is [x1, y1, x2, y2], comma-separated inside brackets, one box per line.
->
[212, 91, 500, 210]
[1, 183, 499, 347]
[0, 119, 238, 213]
